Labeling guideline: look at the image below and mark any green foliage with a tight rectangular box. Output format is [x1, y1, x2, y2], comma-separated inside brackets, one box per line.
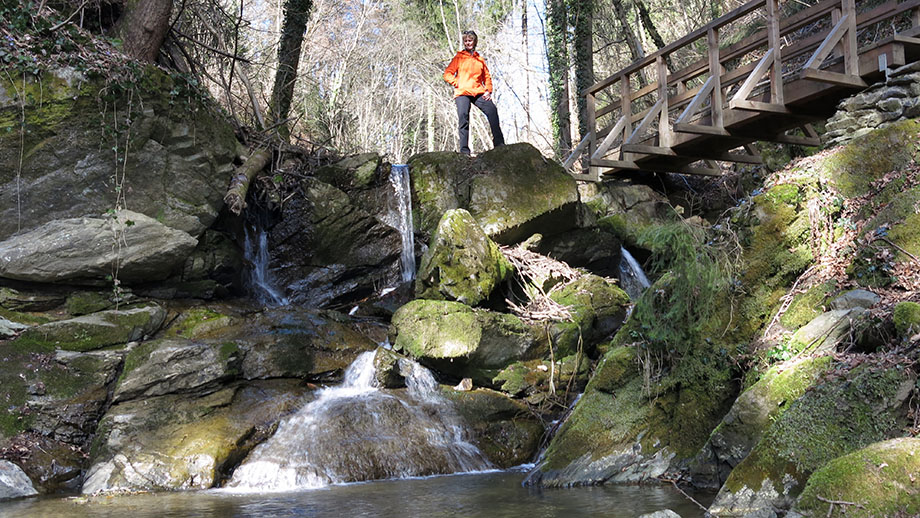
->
[630, 221, 735, 358]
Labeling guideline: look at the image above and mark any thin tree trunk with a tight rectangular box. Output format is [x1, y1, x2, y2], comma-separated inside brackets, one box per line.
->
[522, 0, 531, 140]
[115, 0, 173, 63]
[270, 0, 312, 141]
[546, 0, 572, 156]
[611, 0, 643, 61]
[572, 0, 594, 142]
[636, 0, 666, 49]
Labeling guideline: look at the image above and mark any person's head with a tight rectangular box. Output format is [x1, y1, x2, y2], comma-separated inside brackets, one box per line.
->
[462, 30, 477, 52]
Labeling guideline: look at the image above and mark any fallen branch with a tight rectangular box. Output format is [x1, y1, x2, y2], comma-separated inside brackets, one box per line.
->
[224, 148, 272, 215]
[816, 494, 865, 517]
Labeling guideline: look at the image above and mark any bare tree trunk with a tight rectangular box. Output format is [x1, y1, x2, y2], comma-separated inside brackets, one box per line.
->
[270, 0, 312, 141]
[572, 0, 593, 141]
[115, 0, 173, 63]
[224, 149, 272, 216]
[546, 0, 572, 156]
[522, 0, 531, 141]
[611, 0, 643, 61]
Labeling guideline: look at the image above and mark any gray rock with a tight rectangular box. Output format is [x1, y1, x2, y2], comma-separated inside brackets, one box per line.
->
[0, 68, 238, 243]
[638, 511, 682, 518]
[829, 289, 880, 310]
[526, 444, 675, 487]
[789, 307, 865, 354]
[0, 461, 37, 500]
[0, 316, 28, 338]
[391, 299, 548, 386]
[0, 211, 198, 284]
[114, 339, 241, 402]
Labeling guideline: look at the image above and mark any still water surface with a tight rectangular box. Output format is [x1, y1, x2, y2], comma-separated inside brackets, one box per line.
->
[1, 471, 713, 518]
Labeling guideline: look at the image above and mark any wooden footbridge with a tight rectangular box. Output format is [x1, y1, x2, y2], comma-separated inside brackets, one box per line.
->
[565, 0, 920, 180]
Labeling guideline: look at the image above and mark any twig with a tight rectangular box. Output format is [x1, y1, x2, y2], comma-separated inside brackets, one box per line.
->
[764, 264, 818, 337]
[669, 479, 708, 512]
[874, 236, 920, 265]
[173, 29, 252, 62]
[50, 1, 87, 31]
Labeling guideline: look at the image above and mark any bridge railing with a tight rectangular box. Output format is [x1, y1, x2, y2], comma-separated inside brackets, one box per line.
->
[565, 0, 920, 178]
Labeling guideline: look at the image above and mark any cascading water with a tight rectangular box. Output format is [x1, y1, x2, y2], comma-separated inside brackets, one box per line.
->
[388, 164, 415, 283]
[243, 221, 289, 306]
[227, 352, 491, 491]
[618, 246, 651, 301]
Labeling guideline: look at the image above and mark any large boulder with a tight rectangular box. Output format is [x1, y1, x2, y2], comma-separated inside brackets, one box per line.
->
[0, 211, 198, 284]
[408, 144, 580, 243]
[0, 67, 238, 244]
[708, 364, 915, 516]
[0, 461, 37, 500]
[547, 274, 630, 356]
[390, 299, 548, 385]
[415, 209, 512, 306]
[82, 381, 311, 494]
[441, 387, 544, 468]
[268, 176, 402, 307]
[789, 438, 920, 518]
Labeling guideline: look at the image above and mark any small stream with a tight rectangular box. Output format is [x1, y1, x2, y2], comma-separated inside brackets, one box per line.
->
[2, 471, 714, 518]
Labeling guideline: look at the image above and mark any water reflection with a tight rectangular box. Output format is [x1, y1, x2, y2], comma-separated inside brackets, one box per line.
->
[2, 471, 713, 518]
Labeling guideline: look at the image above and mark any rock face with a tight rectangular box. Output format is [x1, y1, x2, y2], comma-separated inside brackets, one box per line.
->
[0, 67, 238, 251]
[415, 209, 512, 306]
[0, 211, 198, 284]
[268, 174, 402, 308]
[408, 143, 580, 243]
[390, 299, 548, 386]
[709, 365, 915, 516]
[14, 303, 166, 352]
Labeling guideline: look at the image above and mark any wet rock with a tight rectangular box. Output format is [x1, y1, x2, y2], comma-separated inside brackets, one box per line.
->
[372, 347, 406, 388]
[415, 209, 512, 306]
[0, 316, 28, 338]
[0, 460, 37, 500]
[439, 388, 543, 468]
[828, 289, 880, 310]
[638, 511, 682, 518]
[13, 303, 166, 352]
[269, 177, 401, 308]
[533, 227, 623, 277]
[0, 211, 198, 284]
[0, 287, 66, 312]
[390, 299, 548, 386]
[83, 381, 311, 494]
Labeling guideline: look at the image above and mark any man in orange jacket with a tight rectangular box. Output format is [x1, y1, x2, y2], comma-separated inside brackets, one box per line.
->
[443, 30, 505, 155]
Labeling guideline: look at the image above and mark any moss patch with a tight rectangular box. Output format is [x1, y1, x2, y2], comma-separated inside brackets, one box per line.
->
[794, 438, 920, 517]
[823, 119, 920, 198]
[893, 301, 920, 337]
[780, 280, 838, 330]
[165, 307, 232, 340]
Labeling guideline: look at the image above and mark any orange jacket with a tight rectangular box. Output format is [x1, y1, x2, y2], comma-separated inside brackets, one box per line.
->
[443, 50, 493, 98]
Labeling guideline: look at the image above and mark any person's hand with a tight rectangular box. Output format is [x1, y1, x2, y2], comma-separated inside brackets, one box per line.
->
[482, 91, 491, 101]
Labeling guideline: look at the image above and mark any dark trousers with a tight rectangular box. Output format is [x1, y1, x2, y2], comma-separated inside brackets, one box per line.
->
[455, 94, 505, 154]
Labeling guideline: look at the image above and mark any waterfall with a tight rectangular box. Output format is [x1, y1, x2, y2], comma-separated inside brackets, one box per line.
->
[243, 222, 288, 306]
[226, 352, 491, 492]
[389, 164, 415, 283]
[618, 246, 651, 301]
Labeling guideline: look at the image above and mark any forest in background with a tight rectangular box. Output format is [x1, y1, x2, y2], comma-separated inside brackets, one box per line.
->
[2, 0, 767, 162]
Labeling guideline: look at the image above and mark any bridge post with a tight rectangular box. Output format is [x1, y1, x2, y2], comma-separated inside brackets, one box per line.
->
[766, 0, 783, 104]
[586, 91, 599, 179]
[620, 73, 632, 161]
[842, 0, 858, 76]
[707, 27, 723, 129]
[656, 55, 671, 147]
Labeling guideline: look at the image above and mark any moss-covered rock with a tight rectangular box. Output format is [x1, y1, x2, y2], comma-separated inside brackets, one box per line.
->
[415, 209, 512, 306]
[691, 355, 833, 488]
[709, 364, 915, 516]
[787, 307, 866, 356]
[0, 287, 66, 312]
[780, 280, 838, 330]
[390, 299, 548, 386]
[406, 151, 470, 237]
[441, 387, 543, 468]
[65, 291, 115, 316]
[12, 303, 166, 352]
[492, 354, 591, 401]
[82, 380, 312, 494]
[893, 301, 920, 337]
[823, 120, 920, 198]
[547, 275, 630, 357]
[314, 153, 382, 190]
[790, 438, 920, 518]
[164, 307, 233, 340]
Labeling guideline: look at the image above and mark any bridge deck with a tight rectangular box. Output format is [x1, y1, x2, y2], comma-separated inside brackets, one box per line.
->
[567, 0, 920, 180]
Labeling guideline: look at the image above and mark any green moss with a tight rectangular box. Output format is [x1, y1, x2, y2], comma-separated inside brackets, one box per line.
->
[597, 214, 629, 241]
[780, 280, 838, 330]
[888, 211, 920, 259]
[119, 340, 160, 383]
[893, 301, 920, 337]
[795, 438, 920, 517]
[0, 306, 52, 325]
[65, 291, 112, 316]
[824, 119, 920, 198]
[391, 300, 481, 359]
[166, 308, 232, 339]
[587, 346, 637, 393]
